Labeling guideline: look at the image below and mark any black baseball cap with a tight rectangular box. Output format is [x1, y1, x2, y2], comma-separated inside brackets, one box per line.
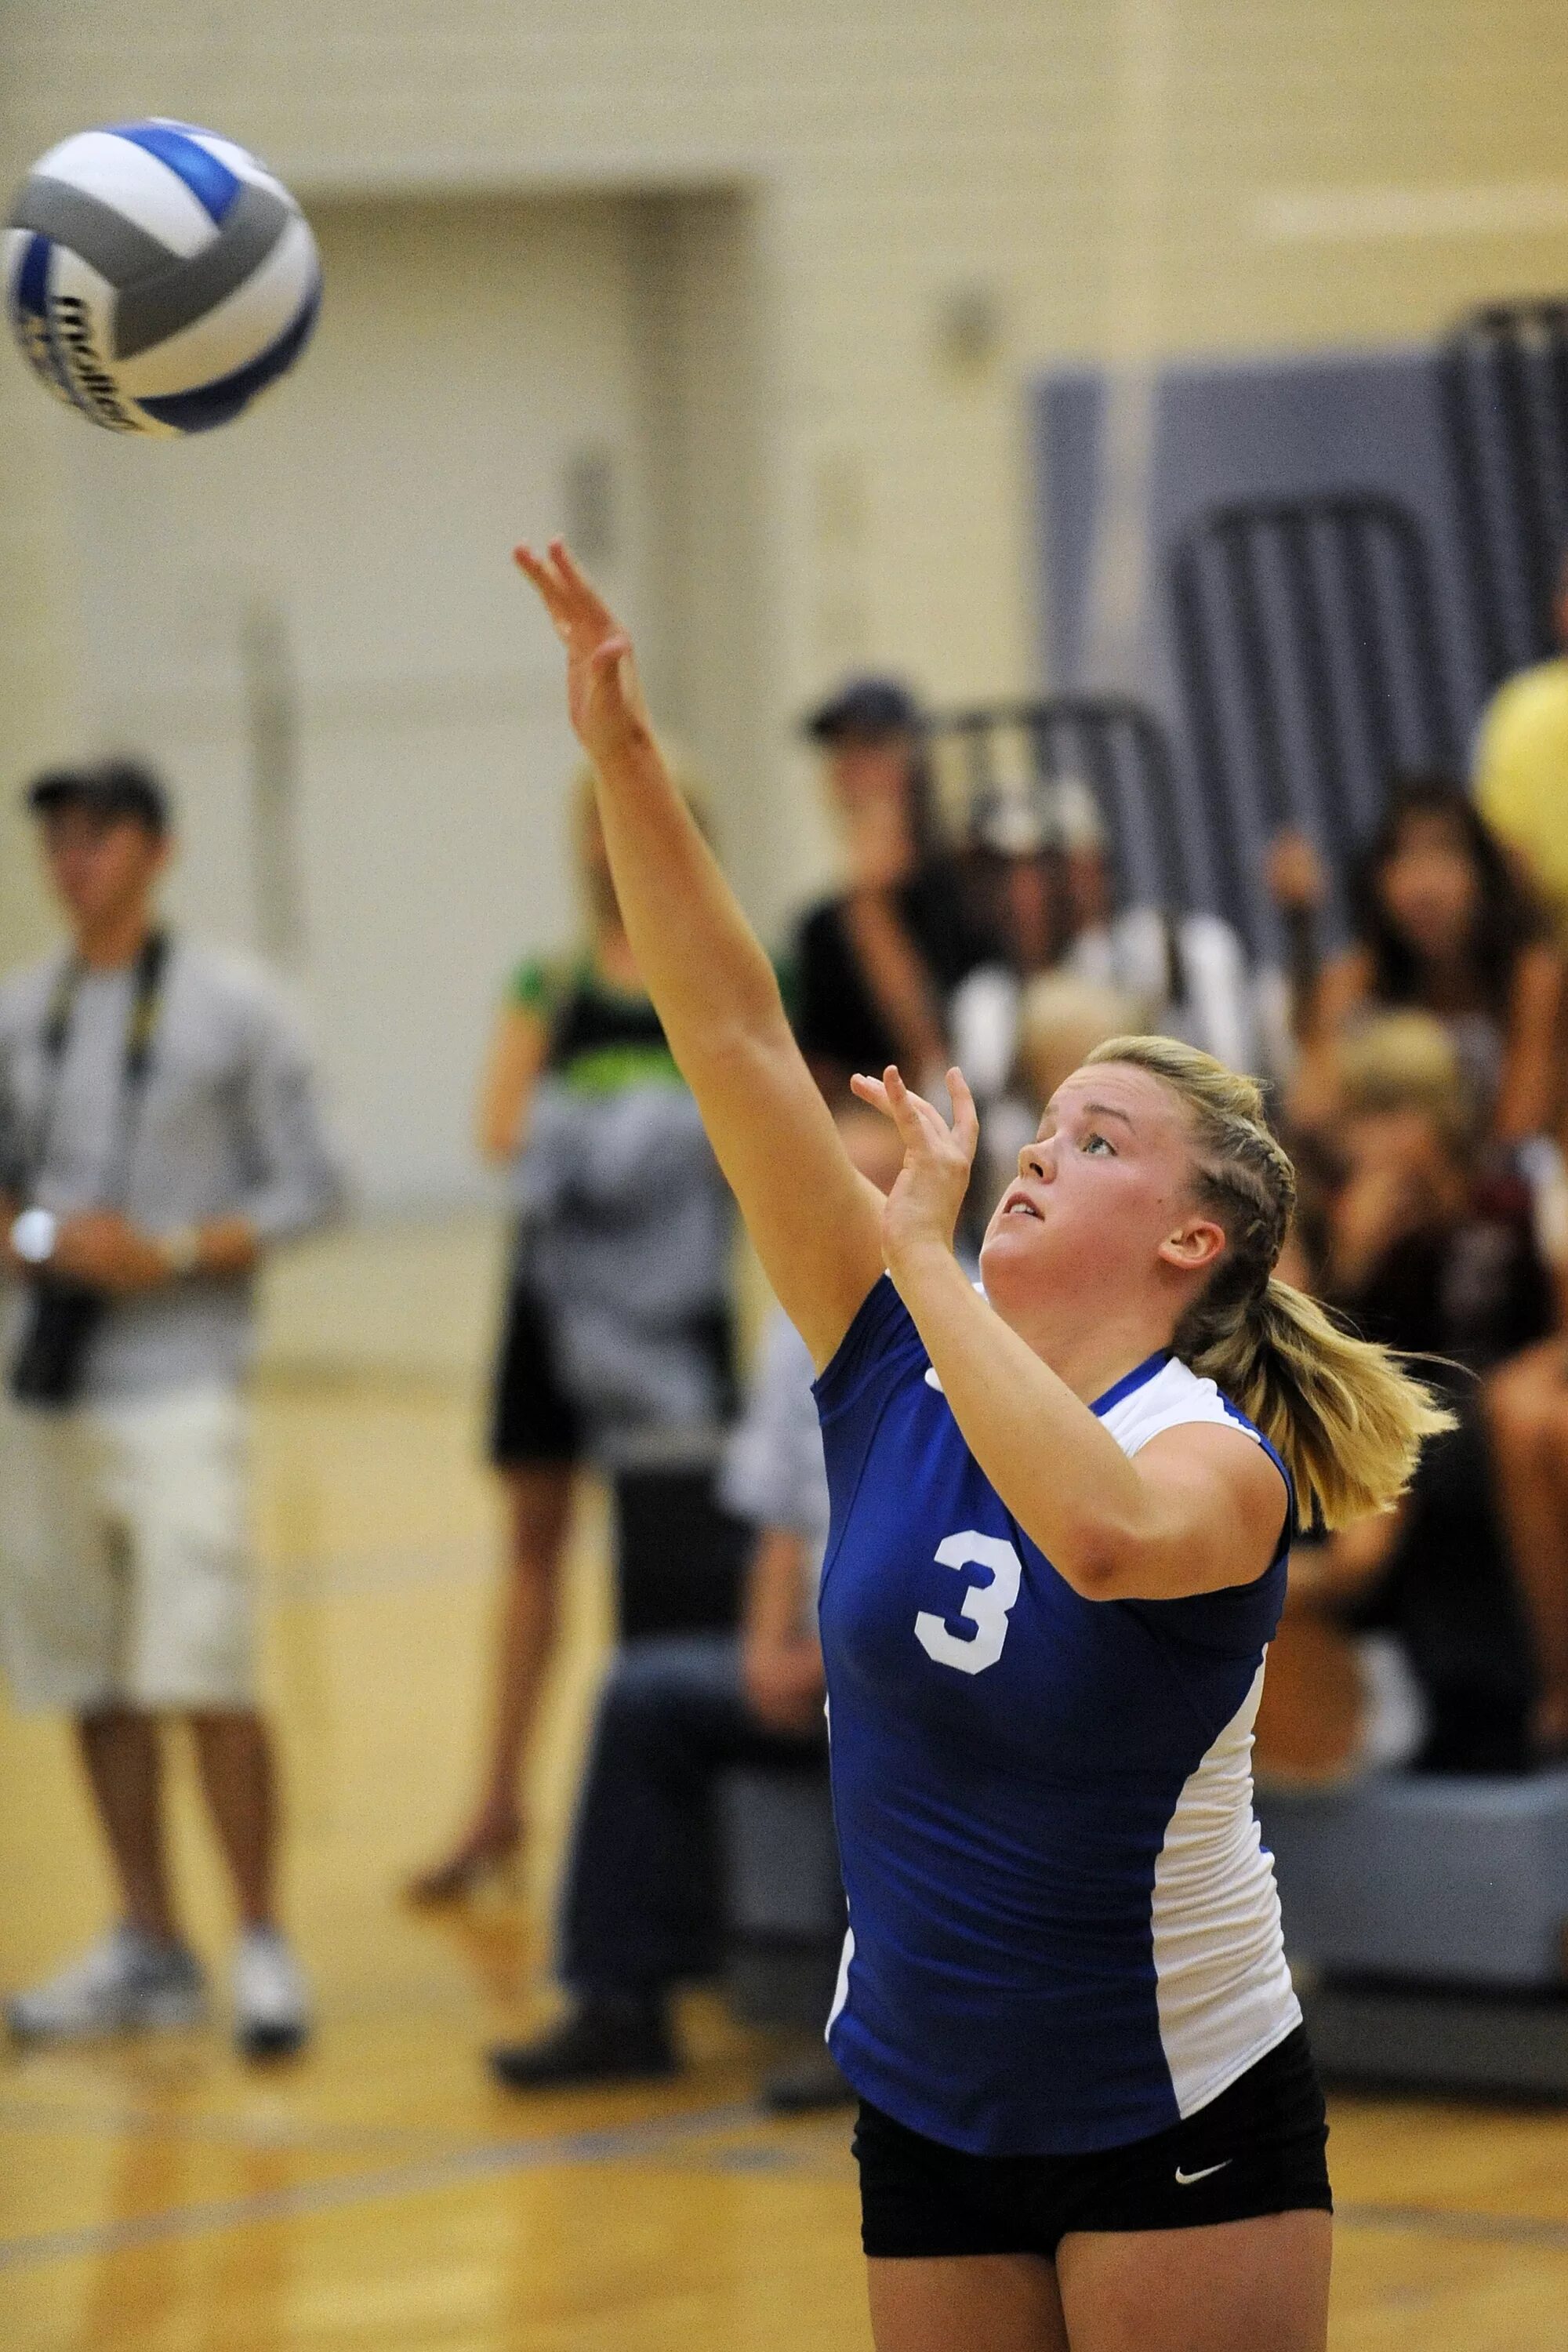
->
[26, 758, 171, 837]
[803, 676, 924, 744]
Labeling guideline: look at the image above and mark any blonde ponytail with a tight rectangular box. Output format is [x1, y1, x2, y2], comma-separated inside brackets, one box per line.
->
[1082, 1035, 1457, 1530]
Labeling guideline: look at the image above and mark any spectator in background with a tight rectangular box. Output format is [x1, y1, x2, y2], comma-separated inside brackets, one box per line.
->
[946, 795, 1064, 1102]
[1283, 1013, 1551, 1776]
[1317, 1014, 1550, 1370]
[488, 1103, 903, 2100]
[1051, 776, 1275, 1077]
[949, 774, 1273, 1214]
[1474, 546, 1568, 931]
[788, 679, 993, 1105]
[1486, 1331, 1568, 1758]
[956, 793, 1066, 995]
[959, 967, 1142, 1228]
[408, 771, 737, 1904]
[1275, 777, 1564, 1153]
[0, 760, 344, 2053]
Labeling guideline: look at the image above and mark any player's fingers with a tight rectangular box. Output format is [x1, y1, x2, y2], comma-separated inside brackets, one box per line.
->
[515, 550, 580, 649]
[862, 1068, 920, 1138]
[947, 1067, 981, 1163]
[548, 538, 618, 629]
[887, 1069, 953, 1148]
[514, 545, 571, 626]
[879, 1065, 935, 1149]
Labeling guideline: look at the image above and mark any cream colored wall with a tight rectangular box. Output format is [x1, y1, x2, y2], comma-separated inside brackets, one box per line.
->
[6, 0, 1568, 975]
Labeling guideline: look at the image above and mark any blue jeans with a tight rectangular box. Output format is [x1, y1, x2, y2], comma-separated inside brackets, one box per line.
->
[561, 1632, 827, 1996]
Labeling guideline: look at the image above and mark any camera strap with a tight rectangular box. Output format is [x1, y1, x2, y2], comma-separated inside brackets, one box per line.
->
[22, 929, 172, 1210]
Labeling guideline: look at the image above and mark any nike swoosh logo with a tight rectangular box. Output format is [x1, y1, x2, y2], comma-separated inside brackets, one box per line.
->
[924, 1367, 944, 1392]
[1174, 2161, 1232, 2187]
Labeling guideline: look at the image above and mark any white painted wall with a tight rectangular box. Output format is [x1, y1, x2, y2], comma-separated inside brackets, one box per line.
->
[57, 198, 659, 1203]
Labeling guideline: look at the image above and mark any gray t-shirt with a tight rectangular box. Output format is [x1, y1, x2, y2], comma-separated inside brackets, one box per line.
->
[719, 1305, 832, 1592]
[0, 937, 345, 1399]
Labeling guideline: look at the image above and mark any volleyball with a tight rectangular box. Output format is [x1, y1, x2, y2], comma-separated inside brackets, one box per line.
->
[3, 120, 319, 436]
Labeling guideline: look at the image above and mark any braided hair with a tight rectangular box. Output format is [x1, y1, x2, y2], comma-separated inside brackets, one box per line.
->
[1082, 1036, 1454, 1530]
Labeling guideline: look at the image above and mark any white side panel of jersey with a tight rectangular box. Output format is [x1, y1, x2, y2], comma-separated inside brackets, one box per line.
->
[1149, 1661, 1302, 2116]
[826, 1926, 856, 2042]
[1098, 1353, 1262, 1459]
[1101, 1355, 1298, 2115]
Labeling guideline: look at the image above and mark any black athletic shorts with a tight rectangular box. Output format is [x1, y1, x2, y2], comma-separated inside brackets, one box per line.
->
[488, 1276, 583, 1468]
[854, 2026, 1330, 2259]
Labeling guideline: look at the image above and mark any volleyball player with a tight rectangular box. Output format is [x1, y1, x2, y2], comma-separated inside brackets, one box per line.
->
[514, 541, 1451, 2352]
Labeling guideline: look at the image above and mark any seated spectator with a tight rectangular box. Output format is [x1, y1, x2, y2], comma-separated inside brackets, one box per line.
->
[1279, 1013, 1553, 1776]
[1485, 1338, 1568, 1756]
[963, 970, 1142, 1225]
[949, 774, 1274, 1211]
[1275, 776, 1564, 1153]
[955, 793, 1067, 1006]
[486, 1105, 902, 2099]
[1051, 776, 1276, 1077]
[1280, 1416, 1537, 1778]
[788, 679, 993, 1105]
[1474, 546, 1568, 933]
[1316, 1014, 1550, 1370]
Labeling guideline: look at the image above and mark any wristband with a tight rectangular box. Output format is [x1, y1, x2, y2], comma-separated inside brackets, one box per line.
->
[10, 1207, 58, 1265]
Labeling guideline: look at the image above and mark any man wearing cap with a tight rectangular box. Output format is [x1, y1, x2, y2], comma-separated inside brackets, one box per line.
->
[0, 760, 344, 2055]
[789, 677, 993, 1104]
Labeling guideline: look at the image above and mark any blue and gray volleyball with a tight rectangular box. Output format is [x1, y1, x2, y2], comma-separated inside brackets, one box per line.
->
[4, 120, 319, 436]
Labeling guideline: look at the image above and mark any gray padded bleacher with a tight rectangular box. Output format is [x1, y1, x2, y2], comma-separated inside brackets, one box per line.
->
[1260, 1770, 1568, 1988]
[1259, 1771, 1568, 2096]
[720, 1766, 843, 2028]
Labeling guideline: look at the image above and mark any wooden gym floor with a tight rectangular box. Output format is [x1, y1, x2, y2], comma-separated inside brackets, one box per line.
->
[3, 1368, 1568, 2351]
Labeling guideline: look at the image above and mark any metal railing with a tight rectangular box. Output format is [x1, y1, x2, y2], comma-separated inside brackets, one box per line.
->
[929, 695, 1195, 916]
[1169, 493, 1456, 944]
[1439, 298, 1568, 690]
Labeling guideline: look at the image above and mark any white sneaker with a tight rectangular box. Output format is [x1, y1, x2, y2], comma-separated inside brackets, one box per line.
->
[6, 1926, 206, 2043]
[233, 1928, 311, 2060]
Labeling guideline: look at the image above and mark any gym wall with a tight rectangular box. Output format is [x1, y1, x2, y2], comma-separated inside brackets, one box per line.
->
[4, 0, 1566, 1200]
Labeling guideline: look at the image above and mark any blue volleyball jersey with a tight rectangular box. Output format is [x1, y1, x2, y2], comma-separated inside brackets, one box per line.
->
[815, 1276, 1300, 2158]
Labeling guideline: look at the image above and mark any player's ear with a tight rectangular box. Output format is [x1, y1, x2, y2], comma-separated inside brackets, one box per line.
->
[1157, 1216, 1225, 1274]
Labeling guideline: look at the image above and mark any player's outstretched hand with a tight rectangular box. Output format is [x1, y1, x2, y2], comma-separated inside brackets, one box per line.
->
[850, 1064, 978, 1270]
[514, 538, 654, 771]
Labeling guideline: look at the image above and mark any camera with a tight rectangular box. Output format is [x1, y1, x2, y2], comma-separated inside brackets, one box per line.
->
[7, 1210, 105, 1408]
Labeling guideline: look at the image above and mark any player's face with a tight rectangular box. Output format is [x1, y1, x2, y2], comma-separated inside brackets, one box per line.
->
[979, 1063, 1207, 1312]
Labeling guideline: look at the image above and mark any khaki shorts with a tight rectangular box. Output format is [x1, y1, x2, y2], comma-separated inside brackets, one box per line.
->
[0, 1385, 256, 1712]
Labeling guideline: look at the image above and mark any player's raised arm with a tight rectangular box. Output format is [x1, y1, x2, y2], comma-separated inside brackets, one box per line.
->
[515, 539, 885, 1368]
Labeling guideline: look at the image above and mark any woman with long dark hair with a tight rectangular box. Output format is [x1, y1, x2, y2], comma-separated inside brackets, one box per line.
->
[1283, 776, 1563, 1149]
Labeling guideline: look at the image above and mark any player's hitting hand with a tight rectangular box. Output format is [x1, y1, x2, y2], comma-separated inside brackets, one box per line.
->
[514, 539, 654, 771]
[850, 1063, 978, 1271]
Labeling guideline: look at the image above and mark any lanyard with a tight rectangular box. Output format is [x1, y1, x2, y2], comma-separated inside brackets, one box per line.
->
[23, 931, 171, 1209]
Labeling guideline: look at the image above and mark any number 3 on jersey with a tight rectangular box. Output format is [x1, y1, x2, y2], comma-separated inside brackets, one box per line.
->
[914, 1530, 1023, 1675]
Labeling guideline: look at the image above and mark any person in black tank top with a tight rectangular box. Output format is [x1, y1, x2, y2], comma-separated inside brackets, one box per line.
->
[788, 676, 994, 1105]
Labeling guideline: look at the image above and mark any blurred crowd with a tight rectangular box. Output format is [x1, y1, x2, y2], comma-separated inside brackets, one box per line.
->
[6, 546, 1568, 2093]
